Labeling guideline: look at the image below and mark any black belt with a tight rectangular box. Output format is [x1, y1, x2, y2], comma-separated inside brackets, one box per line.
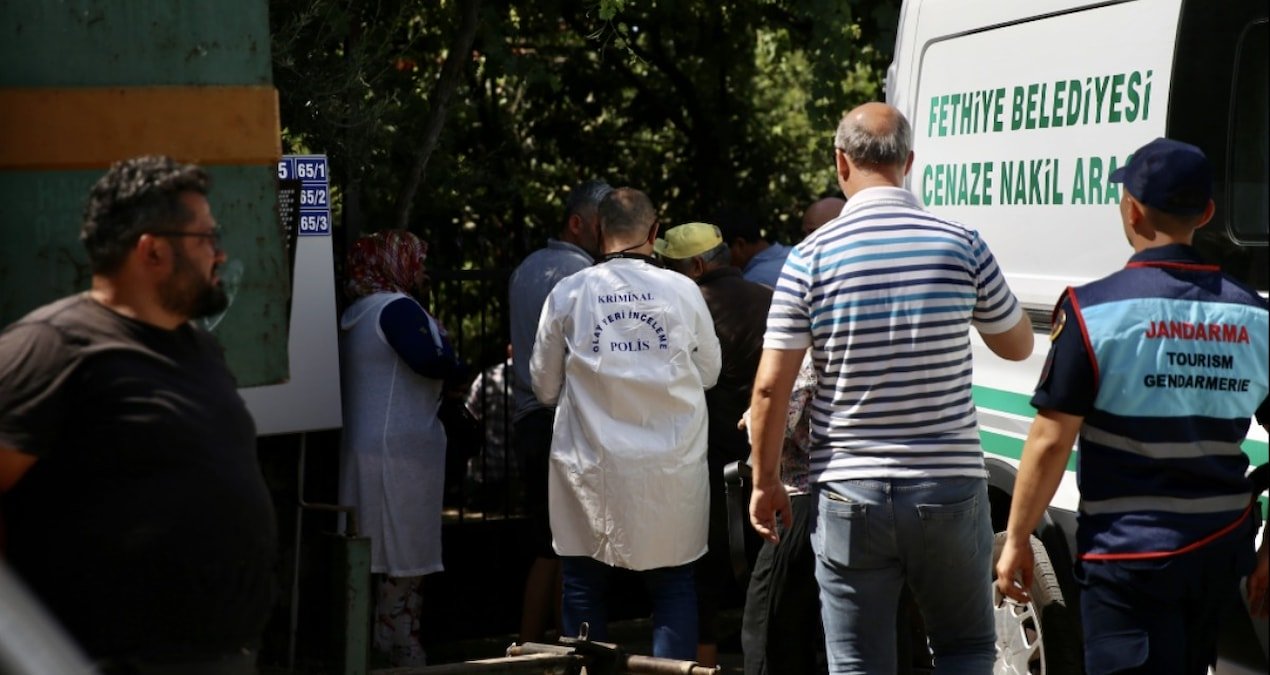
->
[1251, 462, 1268, 530]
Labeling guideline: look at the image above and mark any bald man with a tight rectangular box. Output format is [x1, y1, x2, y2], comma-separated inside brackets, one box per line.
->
[748, 102, 1033, 673]
[801, 197, 846, 237]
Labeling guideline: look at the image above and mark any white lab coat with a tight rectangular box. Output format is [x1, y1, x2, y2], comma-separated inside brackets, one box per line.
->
[530, 256, 722, 570]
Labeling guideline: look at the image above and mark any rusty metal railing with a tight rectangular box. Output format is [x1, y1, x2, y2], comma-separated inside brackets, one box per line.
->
[372, 628, 722, 675]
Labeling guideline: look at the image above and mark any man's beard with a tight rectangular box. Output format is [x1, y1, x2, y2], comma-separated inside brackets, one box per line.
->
[160, 249, 229, 320]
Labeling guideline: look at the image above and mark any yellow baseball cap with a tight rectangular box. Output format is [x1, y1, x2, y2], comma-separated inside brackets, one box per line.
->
[654, 222, 723, 259]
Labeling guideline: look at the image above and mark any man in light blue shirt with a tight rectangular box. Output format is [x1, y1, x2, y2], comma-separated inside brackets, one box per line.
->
[716, 206, 790, 288]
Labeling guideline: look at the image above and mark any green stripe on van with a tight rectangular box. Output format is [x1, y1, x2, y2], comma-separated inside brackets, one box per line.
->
[1243, 439, 1269, 466]
[972, 385, 1268, 467]
[972, 385, 1036, 418]
[979, 428, 1024, 461]
[979, 428, 1078, 471]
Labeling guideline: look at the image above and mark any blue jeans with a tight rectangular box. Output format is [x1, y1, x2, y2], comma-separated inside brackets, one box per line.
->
[811, 476, 995, 675]
[560, 556, 698, 660]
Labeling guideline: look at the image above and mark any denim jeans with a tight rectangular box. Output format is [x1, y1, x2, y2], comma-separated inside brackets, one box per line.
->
[811, 476, 995, 675]
[560, 556, 698, 660]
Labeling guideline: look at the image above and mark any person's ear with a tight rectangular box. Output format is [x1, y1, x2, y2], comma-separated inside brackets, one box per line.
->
[646, 221, 660, 243]
[567, 213, 584, 237]
[835, 148, 851, 184]
[135, 233, 168, 269]
[1195, 199, 1215, 230]
[1125, 198, 1154, 239]
[904, 150, 915, 176]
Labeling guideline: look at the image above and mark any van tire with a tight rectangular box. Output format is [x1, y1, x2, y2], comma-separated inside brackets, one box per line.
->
[991, 532, 1083, 675]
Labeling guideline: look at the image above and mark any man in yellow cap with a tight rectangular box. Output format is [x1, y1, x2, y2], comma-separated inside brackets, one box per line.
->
[658, 222, 773, 666]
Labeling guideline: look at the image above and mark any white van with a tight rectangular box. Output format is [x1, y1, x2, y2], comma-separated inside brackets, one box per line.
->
[887, 0, 1268, 672]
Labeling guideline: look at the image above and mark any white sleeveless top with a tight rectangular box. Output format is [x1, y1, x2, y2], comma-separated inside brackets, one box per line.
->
[338, 292, 446, 576]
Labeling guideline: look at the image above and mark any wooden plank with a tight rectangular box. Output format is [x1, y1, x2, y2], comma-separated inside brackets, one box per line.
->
[371, 652, 578, 674]
[0, 86, 281, 170]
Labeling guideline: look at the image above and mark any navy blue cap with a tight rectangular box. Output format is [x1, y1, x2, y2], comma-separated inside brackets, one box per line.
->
[1109, 138, 1212, 216]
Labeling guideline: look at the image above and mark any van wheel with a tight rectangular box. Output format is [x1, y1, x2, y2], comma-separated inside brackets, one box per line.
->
[991, 532, 1083, 674]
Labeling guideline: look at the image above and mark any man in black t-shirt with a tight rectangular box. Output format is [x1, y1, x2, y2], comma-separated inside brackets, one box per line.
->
[0, 156, 277, 674]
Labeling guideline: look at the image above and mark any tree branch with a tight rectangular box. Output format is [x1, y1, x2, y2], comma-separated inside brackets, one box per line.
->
[395, 0, 482, 230]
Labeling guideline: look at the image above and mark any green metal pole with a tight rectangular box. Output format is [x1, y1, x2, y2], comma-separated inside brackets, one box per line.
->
[330, 531, 371, 675]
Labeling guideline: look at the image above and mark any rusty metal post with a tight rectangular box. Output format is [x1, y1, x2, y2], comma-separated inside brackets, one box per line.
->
[507, 639, 721, 675]
[329, 527, 371, 675]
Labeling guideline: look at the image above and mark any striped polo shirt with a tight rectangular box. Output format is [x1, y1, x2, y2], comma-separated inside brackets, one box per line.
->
[764, 187, 1023, 482]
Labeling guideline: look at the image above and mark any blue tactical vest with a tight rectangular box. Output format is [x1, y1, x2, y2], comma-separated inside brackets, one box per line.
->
[1068, 249, 1269, 560]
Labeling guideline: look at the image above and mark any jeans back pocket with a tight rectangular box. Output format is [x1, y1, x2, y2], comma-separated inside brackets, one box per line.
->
[916, 493, 983, 564]
[815, 489, 876, 569]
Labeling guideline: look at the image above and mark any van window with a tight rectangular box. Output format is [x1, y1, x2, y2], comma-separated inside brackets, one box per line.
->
[1185, 7, 1269, 293]
[1227, 21, 1267, 246]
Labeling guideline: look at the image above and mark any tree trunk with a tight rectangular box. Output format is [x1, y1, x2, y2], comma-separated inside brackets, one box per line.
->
[341, 1, 366, 242]
[395, 0, 482, 230]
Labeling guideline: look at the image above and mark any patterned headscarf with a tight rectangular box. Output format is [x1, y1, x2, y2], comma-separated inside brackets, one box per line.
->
[345, 230, 429, 300]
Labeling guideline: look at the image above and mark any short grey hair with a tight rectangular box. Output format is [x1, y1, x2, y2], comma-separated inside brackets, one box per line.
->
[700, 241, 730, 266]
[834, 110, 912, 168]
[598, 187, 657, 240]
[663, 242, 730, 275]
[663, 256, 695, 275]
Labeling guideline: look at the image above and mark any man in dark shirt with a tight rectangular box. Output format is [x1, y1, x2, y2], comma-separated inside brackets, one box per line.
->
[0, 156, 276, 674]
[508, 179, 612, 643]
[658, 221, 772, 666]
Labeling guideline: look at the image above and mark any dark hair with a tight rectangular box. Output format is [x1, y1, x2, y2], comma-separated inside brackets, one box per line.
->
[712, 205, 765, 244]
[564, 179, 613, 227]
[80, 155, 210, 274]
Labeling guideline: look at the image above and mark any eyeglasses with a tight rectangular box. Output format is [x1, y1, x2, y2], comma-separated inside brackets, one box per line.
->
[150, 229, 223, 250]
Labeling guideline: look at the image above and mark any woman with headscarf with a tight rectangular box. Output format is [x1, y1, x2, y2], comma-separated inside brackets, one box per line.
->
[338, 230, 464, 667]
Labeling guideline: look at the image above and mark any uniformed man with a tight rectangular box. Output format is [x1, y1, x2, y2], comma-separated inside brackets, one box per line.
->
[996, 138, 1270, 675]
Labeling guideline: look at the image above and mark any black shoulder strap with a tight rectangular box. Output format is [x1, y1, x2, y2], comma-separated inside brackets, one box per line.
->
[723, 460, 753, 586]
[1250, 463, 1269, 496]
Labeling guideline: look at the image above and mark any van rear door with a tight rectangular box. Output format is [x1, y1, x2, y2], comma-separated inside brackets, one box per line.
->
[1171, 2, 1268, 292]
[889, 0, 1183, 311]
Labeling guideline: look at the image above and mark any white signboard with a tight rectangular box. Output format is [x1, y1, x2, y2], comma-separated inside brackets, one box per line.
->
[240, 154, 342, 435]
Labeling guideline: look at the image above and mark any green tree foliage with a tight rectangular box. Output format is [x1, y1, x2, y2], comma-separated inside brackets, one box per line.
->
[270, 0, 899, 364]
